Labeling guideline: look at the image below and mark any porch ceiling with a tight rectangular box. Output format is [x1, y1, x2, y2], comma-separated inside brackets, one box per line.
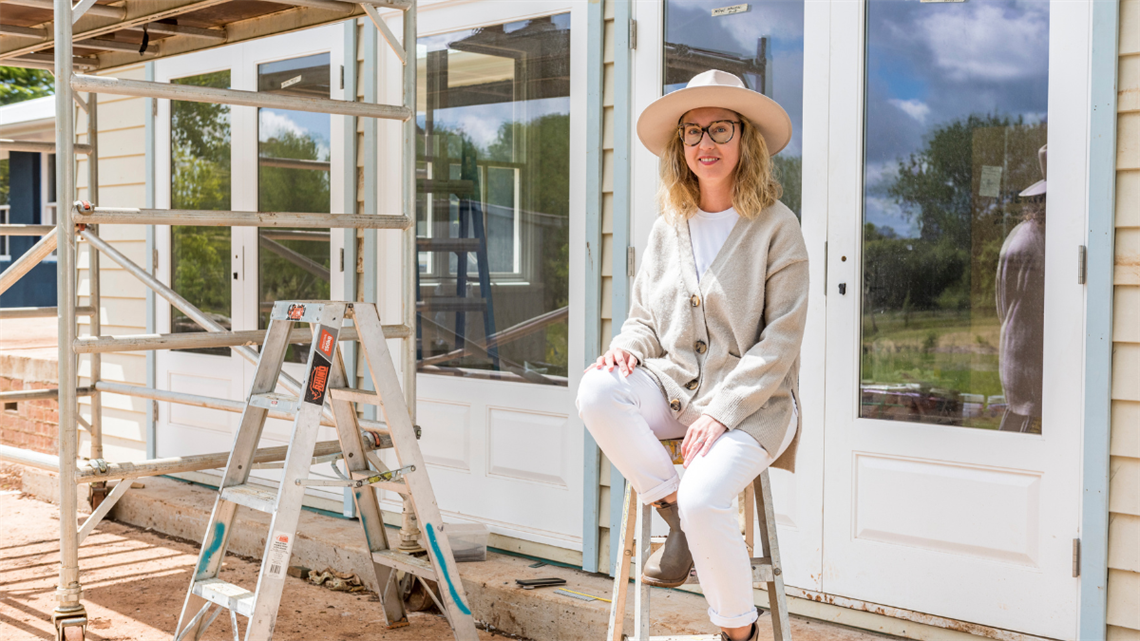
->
[0, 0, 398, 72]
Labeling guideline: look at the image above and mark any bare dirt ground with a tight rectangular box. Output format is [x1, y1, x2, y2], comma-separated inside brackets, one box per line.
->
[0, 471, 499, 641]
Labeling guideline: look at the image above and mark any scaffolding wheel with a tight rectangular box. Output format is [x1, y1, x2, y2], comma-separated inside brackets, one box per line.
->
[88, 482, 109, 510]
[53, 616, 87, 641]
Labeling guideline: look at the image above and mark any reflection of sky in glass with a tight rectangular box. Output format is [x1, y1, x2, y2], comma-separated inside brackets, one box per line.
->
[258, 109, 331, 161]
[664, 0, 804, 158]
[864, 0, 1048, 237]
[416, 97, 570, 154]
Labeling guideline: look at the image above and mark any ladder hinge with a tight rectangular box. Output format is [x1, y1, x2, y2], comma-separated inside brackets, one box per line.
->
[629, 19, 637, 50]
[1077, 245, 1087, 285]
[626, 246, 635, 276]
[1072, 538, 1080, 577]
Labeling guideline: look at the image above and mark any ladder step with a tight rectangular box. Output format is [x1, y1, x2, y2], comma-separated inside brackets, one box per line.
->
[417, 297, 487, 313]
[372, 549, 435, 579]
[220, 483, 278, 514]
[249, 392, 300, 414]
[192, 578, 256, 618]
[416, 237, 481, 253]
[329, 387, 379, 405]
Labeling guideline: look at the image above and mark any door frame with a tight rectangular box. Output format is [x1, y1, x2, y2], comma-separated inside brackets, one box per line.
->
[629, 0, 830, 593]
[154, 27, 347, 505]
[820, 0, 1089, 637]
[375, 0, 589, 553]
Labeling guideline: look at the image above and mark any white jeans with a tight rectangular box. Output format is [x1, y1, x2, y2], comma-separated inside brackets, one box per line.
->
[576, 366, 796, 629]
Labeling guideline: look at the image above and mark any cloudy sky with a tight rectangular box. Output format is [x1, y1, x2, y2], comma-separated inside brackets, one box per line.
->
[863, 0, 1049, 236]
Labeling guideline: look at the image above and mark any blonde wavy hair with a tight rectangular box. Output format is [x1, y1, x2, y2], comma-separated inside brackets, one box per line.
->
[657, 113, 782, 221]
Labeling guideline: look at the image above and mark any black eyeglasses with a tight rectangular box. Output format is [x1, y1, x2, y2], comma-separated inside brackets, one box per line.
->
[678, 120, 741, 146]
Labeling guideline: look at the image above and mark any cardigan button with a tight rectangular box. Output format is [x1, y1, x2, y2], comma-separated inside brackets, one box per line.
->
[690, 294, 700, 307]
[669, 399, 681, 412]
[685, 379, 699, 390]
[695, 340, 707, 354]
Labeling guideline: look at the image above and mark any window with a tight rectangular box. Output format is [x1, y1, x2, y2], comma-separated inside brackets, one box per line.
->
[663, 0, 804, 217]
[416, 14, 572, 385]
[256, 52, 332, 364]
[859, 0, 1049, 432]
[42, 153, 57, 259]
[170, 70, 233, 355]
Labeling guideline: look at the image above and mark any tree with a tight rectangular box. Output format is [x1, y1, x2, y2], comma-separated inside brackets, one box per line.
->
[0, 67, 54, 106]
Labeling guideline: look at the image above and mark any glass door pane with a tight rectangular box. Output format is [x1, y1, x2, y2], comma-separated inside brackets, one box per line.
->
[663, 0, 804, 217]
[860, 0, 1049, 431]
[416, 15, 572, 385]
[256, 53, 332, 363]
[171, 70, 232, 355]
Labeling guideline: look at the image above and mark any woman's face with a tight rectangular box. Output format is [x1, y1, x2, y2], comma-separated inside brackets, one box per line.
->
[680, 107, 741, 190]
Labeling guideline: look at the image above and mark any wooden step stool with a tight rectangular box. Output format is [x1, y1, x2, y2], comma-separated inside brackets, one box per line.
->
[606, 439, 791, 641]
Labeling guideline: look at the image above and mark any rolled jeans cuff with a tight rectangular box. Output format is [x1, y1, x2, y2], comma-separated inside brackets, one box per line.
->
[638, 474, 680, 506]
[707, 605, 759, 629]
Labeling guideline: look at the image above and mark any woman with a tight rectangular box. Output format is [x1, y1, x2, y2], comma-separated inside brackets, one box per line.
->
[576, 70, 809, 641]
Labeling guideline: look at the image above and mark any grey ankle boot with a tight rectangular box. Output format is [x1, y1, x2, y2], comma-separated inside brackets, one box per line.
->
[642, 501, 693, 588]
[719, 622, 759, 641]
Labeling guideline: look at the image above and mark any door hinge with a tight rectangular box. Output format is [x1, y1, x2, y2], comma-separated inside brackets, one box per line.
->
[627, 246, 636, 277]
[339, 64, 345, 90]
[629, 19, 637, 50]
[1077, 245, 1087, 285]
[340, 247, 345, 273]
[152, 248, 159, 273]
[1072, 538, 1081, 577]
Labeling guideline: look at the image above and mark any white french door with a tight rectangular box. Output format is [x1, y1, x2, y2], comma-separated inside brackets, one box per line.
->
[156, 27, 348, 505]
[375, 1, 588, 551]
[821, 0, 1087, 637]
[631, 0, 830, 593]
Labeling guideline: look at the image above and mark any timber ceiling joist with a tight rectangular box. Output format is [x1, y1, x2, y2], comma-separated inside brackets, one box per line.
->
[0, 0, 407, 72]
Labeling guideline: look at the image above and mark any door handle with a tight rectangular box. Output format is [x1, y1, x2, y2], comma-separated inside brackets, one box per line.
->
[838, 283, 847, 295]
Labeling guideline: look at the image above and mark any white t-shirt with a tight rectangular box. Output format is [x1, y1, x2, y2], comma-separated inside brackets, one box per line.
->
[688, 206, 741, 281]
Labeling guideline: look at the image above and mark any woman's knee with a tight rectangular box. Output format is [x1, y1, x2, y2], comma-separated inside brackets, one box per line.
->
[676, 483, 725, 525]
[575, 368, 627, 422]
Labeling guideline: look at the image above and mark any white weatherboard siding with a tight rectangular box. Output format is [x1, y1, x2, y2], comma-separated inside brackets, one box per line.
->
[1108, 1, 1140, 637]
[75, 64, 150, 463]
[596, 0, 618, 573]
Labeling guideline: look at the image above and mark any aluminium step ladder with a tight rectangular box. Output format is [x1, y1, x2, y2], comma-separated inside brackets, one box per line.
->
[174, 300, 478, 641]
[607, 441, 791, 641]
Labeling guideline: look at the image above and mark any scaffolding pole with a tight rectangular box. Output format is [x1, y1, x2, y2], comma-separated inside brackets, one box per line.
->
[51, 0, 84, 636]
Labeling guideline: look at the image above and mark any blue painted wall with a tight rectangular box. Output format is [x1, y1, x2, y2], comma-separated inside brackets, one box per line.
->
[0, 151, 56, 308]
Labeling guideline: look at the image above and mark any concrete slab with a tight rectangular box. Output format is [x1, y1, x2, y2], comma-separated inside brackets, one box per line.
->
[11, 464, 896, 641]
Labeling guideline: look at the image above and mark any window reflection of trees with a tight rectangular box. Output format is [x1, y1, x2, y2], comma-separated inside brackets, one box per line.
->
[416, 16, 571, 385]
[256, 54, 332, 363]
[861, 117, 1048, 429]
[171, 71, 232, 355]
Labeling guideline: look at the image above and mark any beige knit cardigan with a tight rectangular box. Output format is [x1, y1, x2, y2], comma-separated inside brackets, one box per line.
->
[609, 201, 810, 472]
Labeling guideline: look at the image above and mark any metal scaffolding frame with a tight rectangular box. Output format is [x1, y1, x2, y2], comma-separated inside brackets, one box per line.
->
[0, 1, 418, 638]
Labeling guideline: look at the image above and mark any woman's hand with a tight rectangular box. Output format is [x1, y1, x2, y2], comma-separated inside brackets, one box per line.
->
[681, 415, 728, 468]
[584, 347, 639, 377]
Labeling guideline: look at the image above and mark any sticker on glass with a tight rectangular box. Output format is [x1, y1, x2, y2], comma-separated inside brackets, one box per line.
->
[711, 3, 750, 16]
[281, 75, 303, 89]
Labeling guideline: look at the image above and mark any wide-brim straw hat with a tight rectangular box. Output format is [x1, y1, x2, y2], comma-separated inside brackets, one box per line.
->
[636, 69, 792, 158]
[1019, 144, 1047, 197]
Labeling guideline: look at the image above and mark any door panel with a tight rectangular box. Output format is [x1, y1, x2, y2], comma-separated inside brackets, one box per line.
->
[822, 0, 1086, 637]
[378, 1, 587, 549]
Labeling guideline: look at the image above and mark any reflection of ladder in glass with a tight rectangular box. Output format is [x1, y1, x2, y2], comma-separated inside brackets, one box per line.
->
[416, 136, 499, 368]
[175, 301, 478, 641]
